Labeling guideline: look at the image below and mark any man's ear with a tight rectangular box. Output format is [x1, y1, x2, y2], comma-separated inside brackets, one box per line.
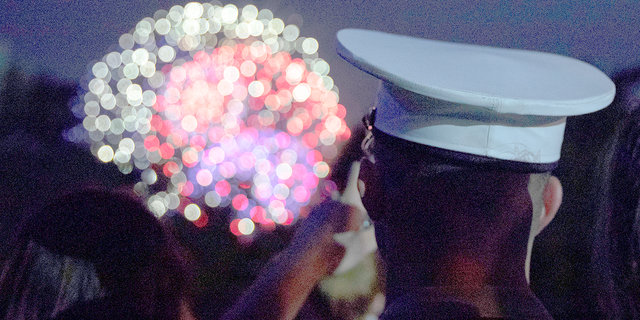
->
[538, 175, 562, 234]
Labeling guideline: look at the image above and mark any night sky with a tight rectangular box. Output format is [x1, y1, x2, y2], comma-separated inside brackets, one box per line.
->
[2, 0, 640, 126]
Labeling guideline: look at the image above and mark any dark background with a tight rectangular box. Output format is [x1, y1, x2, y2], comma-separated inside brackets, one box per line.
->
[2, 0, 639, 318]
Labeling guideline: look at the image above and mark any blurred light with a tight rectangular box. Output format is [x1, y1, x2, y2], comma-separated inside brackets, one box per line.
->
[292, 83, 311, 102]
[132, 48, 149, 65]
[306, 149, 322, 165]
[287, 118, 303, 135]
[319, 130, 336, 145]
[324, 115, 341, 132]
[155, 19, 171, 35]
[119, 138, 135, 154]
[106, 52, 122, 68]
[148, 198, 167, 217]
[313, 161, 330, 178]
[223, 66, 240, 82]
[140, 62, 156, 77]
[196, 169, 213, 186]
[193, 212, 209, 228]
[282, 25, 299, 41]
[158, 46, 176, 62]
[250, 206, 266, 222]
[123, 63, 139, 79]
[302, 132, 317, 148]
[286, 63, 304, 84]
[205, 190, 221, 207]
[273, 183, 289, 199]
[141, 168, 158, 184]
[84, 101, 100, 116]
[321, 76, 334, 91]
[230, 219, 241, 235]
[166, 193, 180, 209]
[101, 94, 116, 110]
[93, 62, 109, 78]
[169, 5, 185, 22]
[312, 60, 329, 76]
[302, 38, 318, 54]
[184, 203, 201, 221]
[276, 163, 292, 179]
[216, 180, 231, 197]
[238, 218, 255, 235]
[208, 146, 226, 164]
[79, 2, 347, 233]
[242, 5, 259, 21]
[184, 2, 204, 19]
[254, 158, 272, 174]
[97, 145, 114, 162]
[294, 185, 310, 202]
[280, 149, 297, 164]
[119, 33, 134, 49]
[232, 194, 249, 210]
[219, 161, 237, 178]
[241, 61, 257, 77]
[221, 4, 238, 24]
[181, 115, 198, 132]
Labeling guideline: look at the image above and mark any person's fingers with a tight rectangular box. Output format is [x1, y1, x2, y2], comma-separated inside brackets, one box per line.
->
[344, 205, 365, 233]
[305, 200, 351, 231]
[329, 125, 367, 193]
[357, 179, 366, 198]
[325, 241, 347, 274]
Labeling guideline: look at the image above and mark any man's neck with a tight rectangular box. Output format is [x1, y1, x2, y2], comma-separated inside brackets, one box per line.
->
[385, 254, 531, 317]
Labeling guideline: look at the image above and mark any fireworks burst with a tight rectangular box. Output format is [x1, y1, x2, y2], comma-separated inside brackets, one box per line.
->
[70, 2, 349, 235]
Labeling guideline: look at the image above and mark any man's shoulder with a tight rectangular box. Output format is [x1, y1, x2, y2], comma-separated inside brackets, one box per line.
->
[380, 293, 481, 320]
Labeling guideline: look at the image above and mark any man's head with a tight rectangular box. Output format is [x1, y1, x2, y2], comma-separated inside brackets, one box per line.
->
[334, 29, 614, 286]
[358, 127, 562, 287]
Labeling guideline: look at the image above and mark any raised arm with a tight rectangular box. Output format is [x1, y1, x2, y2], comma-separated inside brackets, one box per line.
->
[222, 126, 370, 320]
[221, 200, 356, 320]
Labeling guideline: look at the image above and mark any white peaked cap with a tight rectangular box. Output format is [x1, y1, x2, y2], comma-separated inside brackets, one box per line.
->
[335, 29, 615, 165]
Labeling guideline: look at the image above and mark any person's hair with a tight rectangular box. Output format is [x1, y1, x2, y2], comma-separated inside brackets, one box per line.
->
[0, 188, 194, 320]
[0, 241, 101, 319]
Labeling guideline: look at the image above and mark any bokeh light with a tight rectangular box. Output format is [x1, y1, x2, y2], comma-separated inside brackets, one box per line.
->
[74, 1, 349, 235]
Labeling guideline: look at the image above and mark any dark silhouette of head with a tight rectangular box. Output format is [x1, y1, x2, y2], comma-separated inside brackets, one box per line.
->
[588, 67, 640, 319]
[366, 128, 534, 286]
[20, 188, 193, 320]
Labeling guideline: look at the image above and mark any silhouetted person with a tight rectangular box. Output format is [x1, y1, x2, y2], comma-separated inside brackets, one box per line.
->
[0, 67, 135, 262]
[591, 68, 640, 319]
[0, 188, 196, 320]
[223, 29, 615, 319]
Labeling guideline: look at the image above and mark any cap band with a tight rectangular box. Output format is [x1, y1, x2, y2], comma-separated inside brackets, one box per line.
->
[375, 83, 567, 164]
[372, 127, 558, 173]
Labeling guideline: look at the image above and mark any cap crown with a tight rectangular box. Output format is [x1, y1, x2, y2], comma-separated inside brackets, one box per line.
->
[336, 29, 615, 116]
[335, 29, 615, 165]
